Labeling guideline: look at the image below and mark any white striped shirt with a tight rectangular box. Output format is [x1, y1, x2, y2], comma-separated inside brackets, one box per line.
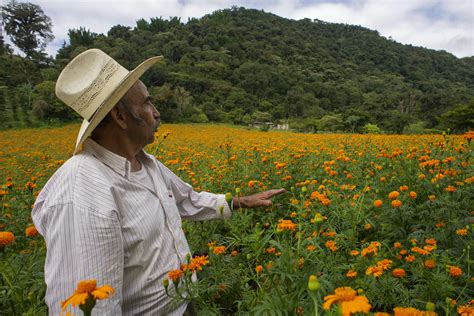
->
[32, 138, 231, 315]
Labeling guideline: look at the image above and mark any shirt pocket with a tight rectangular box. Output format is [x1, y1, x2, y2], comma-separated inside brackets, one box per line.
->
[160, 191, 182, 230]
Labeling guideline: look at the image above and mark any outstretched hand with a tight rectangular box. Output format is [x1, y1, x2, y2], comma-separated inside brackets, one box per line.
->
[233, 188, 287, 209]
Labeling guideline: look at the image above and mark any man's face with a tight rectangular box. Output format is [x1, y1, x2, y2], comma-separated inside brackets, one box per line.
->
[124, 80, 161, 146]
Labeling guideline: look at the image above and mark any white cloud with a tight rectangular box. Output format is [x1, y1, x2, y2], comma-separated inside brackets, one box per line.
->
[2, 0, 473, 58]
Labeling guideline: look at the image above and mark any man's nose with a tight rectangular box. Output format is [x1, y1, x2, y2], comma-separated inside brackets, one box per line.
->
[152, 104, 160, 119]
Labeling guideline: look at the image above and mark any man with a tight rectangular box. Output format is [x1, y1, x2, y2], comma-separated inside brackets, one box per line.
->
[32, 49, 285, 315]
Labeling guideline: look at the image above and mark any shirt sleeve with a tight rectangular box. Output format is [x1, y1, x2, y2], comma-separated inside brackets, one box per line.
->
[156, 161, 232, 221]
[32, 201, 123, 316]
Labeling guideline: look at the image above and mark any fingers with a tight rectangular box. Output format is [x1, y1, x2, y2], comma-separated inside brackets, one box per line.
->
[264, 188, 287, 198]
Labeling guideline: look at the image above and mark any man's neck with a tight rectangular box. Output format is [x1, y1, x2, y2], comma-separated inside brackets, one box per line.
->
[92, 135, 143, 172]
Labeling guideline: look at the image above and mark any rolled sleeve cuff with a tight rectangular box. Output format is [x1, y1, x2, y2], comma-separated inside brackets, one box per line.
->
[215, 194, 232, 219]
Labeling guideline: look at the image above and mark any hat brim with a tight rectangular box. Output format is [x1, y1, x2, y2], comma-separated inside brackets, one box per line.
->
[73, 55, 163, 154]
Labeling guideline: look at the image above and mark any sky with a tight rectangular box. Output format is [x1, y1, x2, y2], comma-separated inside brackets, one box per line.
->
[2, 0, 473, 58]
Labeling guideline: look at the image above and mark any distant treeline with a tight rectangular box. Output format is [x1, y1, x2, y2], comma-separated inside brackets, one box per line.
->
[1, 6, 473, 133]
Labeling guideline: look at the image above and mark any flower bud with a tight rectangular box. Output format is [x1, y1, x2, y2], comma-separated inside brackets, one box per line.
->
[225, 192, 233, 203]
[301, 186, 307, 193]
[426, 302, 435, 311]
[162, 278, 169, 290]
[235, 188, 241, 194]
[307, 275, 319, 292]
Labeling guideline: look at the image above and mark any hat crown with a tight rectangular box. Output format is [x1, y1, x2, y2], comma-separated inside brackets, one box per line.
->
[56, 49, 129, 120]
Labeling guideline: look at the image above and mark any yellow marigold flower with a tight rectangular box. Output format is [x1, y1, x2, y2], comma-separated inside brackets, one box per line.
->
[428, 195, 436, 201]
[346, 270, 358, 278]
[0, 231, 15, 247]
[392, 268, 406, 278]
[388, 191, 400, 200]
[374, 313, 390, 316]
[391, 200, 402, 208]
[61, 280, 114, 311]
[323, 286, 371, 315]
[456, 228, 468, 236]
[418, 174, 426, 180]
[25, 226, 38, 237]
[448, 265, 462, 277]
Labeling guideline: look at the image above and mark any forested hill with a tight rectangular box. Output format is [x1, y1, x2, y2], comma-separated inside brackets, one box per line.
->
[2, 7, 473, 133]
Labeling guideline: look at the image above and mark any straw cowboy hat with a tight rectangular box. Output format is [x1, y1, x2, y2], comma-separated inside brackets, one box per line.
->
[55, 48, 163, 154]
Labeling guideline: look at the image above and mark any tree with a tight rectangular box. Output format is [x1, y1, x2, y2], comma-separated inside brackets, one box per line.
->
[1, 0, 54, 60]
[438, 100, 474, 133]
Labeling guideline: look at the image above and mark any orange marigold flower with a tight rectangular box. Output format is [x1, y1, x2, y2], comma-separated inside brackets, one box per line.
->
[424, 259, 436, 269]
[374, 313, 390, 316]
[361, 241, 380, 257]
[0, 231, 15, 247]
[255, 265, 263, 273]
[188, 255, 209, 272]
[231, 250, 238, 256]
[393, 307, 424, 315]
[325, 240, 338, 252]
[445, 185, 457, 192]
[425, 238, 437, 245]
[373, 200, 383, 208]
[435, 222, 445, 228]
[457, 304, 474, 316]
[428, 195, 436, 201]
[456, 228, 468, 236]
[393, 242, 402, 249]
[307, 245, 317, 251]
[346, 270, 358, 278]
[392, 268, 406, 278]
[388, 191, 400, 200]
[364, 223, 372, 230]
[212, 245, 226, 255]
[391, 200, 402, 208]
[405, 255, 416, 263]
[277, 219, 297, 232]
[25, 226, 38, 237]
[323, 286, 371, 315]
[266, 247, 276, 254]
[399, 185, 409, 191]
[448, 265, 462, 277]
[409, 191, 417, 199]
[61, 279, 114, 311]
[418, 174, 426, 180]
[168, 269, 184, 282]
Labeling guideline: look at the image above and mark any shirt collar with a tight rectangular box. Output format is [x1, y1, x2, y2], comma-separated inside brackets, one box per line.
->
[83, 138, 152, 178]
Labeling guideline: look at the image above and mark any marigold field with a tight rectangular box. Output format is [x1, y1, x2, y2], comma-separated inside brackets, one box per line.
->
[0, 124, 473, 315]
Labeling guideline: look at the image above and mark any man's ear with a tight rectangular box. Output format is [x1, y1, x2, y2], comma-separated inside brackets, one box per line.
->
[109, 106, 128, 129]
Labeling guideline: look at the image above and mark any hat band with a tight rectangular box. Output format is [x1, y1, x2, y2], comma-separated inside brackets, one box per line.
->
[71, 59, 121, 120]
